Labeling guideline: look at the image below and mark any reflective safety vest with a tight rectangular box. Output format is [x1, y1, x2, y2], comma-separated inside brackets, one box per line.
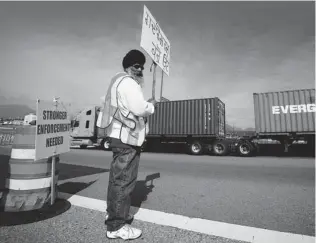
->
[97, 72, 148, 147]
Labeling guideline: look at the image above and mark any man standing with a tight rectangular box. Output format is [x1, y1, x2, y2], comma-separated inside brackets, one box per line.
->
[97, 49, 156, 240]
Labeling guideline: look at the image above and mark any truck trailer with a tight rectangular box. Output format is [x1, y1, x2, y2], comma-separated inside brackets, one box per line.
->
[145, 97, 229, 155]
[70, 88, 315, 156]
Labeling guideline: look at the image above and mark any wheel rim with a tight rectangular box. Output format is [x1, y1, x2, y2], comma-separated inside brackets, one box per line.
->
[192, 144, 201, 153]
[239, 144, 250, 155]
[214, 144, 224, 154]
[103, 141, 110, 149]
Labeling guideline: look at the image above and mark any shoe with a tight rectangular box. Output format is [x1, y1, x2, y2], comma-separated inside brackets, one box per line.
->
[106, 224, 142, 240]
[105, 212, 134, 222]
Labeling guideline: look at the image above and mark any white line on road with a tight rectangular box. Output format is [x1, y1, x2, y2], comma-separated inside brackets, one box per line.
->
[58, 192, 315, 243]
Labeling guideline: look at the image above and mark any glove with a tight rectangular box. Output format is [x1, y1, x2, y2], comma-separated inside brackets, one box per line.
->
[147, 98, 158, 107]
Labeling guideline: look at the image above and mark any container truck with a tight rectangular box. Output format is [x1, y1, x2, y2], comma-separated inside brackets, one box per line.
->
[69, 97, 231, 155]
[144, 97, 231, 155]
[70, 88, 315, 156]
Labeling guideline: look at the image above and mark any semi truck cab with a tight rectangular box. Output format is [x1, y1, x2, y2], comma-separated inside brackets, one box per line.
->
[70, 106, 110, 150]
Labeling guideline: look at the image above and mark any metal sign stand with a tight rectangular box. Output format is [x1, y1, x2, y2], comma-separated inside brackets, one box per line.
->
[51, 153, 56, 205]
[150, 62, 165, 102]
[50, 97, 59, 206]
[151, 61, 158, 101]
[160, 71, 164, 101]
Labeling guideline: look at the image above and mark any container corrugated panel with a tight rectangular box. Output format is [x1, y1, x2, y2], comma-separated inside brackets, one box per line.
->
[253, 89, 315, 134]
[147, 98, 226, 136]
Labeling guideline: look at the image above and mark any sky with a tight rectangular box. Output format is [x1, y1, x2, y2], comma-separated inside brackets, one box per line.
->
[0, 1, 314, 129]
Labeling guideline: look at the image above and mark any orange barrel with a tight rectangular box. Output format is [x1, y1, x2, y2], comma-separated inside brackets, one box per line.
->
[0, 125, 59, 212]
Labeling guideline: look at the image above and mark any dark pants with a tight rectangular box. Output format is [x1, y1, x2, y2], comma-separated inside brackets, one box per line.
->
[106, 144, 141, 232]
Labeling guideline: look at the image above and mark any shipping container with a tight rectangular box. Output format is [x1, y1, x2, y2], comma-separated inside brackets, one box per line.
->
[253, 89, 315, 135]
[147, 97, 226, 137]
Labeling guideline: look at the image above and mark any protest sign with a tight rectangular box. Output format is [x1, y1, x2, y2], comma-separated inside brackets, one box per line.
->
[140, 5, 171, 76]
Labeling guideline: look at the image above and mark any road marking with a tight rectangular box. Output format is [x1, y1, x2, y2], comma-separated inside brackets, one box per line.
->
[58, 192, 315, 243]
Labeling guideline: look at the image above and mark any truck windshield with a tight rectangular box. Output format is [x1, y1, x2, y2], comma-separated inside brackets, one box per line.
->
[71, 120, 79, 128]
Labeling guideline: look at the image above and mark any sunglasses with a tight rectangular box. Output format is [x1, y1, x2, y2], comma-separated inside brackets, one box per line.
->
[132, 64, 144, 70]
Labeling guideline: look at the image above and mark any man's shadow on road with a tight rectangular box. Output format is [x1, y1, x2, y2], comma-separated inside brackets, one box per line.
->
[130, 173, 160, 216]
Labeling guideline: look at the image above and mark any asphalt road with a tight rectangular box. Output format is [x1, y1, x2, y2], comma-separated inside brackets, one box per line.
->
[57, 148, 315, 236]
[0, 203, 248, 243]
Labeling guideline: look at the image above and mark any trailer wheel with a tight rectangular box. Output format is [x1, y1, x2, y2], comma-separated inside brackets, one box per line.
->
[212, 140, 229, 156]
[101, 138, 111, 151]
[189, 141, 203, 155]
[238, 141, 255, 157]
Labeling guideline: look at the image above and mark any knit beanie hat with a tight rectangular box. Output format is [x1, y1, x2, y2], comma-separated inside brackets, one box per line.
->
[122, 49, 146, 69]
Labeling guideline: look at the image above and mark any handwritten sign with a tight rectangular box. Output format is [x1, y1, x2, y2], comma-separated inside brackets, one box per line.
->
[140, 5, 170, 76]
[35, 100, 71, 160]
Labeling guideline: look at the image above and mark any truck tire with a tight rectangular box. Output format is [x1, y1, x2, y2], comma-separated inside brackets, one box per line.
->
[101, 138, 111, 151]
[189, 141, 203, 155]
[237, 141, 255, 157]
[212, 140, 229, 156]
